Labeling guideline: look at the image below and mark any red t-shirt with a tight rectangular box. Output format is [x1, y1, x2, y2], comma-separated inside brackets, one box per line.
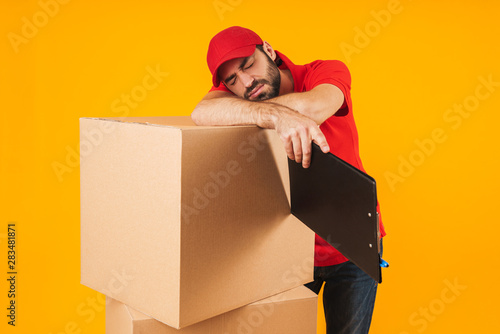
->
[210, 50, 386, 266]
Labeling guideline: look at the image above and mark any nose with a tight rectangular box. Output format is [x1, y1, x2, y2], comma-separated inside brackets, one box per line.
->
[239, 71, 254, 88]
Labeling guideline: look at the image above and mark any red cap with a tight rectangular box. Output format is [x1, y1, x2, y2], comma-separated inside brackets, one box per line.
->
[207, 26, 263, 87]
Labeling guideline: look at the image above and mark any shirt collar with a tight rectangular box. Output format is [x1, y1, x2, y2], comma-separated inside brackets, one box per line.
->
[275, 50, 306, 93]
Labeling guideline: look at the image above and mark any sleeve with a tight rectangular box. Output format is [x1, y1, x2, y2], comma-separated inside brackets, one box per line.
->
[307, 60, 352, 116]
[208, 83, 233, 94]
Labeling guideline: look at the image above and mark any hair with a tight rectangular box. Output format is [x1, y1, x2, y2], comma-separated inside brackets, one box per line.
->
[255, 44, 282, 66]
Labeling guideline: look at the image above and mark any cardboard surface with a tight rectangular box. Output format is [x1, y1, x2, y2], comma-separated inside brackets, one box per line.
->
[288, 143, 382, 282]
[80, 116, 315, 328]
[106, 286, 318, 334]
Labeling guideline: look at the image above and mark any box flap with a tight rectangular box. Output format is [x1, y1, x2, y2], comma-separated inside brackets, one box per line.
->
[106, 298, 134, 334]
[251, 286, 318, 305]
[80, 116, 255, 130]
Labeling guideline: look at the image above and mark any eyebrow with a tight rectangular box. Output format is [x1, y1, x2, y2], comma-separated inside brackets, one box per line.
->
[224, 56, 252, 84]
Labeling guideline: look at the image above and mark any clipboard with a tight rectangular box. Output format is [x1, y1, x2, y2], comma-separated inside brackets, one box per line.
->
[288, 143, 382, 283]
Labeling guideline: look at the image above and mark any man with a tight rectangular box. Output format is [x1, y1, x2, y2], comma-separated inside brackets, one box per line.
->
[191, 26, 386, 334]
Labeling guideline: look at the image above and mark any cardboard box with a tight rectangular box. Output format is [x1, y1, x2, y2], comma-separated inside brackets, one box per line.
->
[106, 286, 318, 334]
[80, 116, 315, 328]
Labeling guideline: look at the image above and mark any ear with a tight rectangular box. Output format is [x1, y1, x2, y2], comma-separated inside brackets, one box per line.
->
[262, 41, 277, 61]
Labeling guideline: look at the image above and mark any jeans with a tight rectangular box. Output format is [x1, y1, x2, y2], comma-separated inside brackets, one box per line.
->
[305, 241, 382, 334]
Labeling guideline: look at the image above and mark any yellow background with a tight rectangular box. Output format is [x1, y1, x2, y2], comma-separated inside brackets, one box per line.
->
[1, 0, 499, 333]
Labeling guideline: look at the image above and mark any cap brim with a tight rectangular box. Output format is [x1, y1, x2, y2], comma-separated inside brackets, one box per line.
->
[212, 44, 257, 87]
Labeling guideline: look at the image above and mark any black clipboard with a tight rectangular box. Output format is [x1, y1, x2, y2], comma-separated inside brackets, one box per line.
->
[288, 143, 382, 283]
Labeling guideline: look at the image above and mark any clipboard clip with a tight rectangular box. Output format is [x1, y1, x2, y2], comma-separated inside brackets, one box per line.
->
[376, 212, 389, 268]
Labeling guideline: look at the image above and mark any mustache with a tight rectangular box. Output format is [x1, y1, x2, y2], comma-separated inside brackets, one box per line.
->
[244, 80, 268, 99]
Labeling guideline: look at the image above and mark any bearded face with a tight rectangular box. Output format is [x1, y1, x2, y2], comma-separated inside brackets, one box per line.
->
[218, 45, 281, 101]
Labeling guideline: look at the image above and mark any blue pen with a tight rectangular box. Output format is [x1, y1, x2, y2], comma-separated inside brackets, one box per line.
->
[380, 259, 389, 268]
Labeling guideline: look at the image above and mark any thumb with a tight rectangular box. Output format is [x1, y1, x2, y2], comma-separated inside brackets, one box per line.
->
[312, 129, 330, 153]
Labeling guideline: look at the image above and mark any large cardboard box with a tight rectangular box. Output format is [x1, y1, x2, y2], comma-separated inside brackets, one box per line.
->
[80, 116, 315, 328]
[106, 286, 318, 334]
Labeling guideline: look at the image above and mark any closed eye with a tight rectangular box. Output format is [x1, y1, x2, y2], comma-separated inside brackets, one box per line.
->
[225, 56, 254, 86]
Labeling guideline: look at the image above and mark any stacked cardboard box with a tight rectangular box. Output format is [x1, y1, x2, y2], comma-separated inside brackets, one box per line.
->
[106, 286, 317, 334]
[80, 116, 317, 332]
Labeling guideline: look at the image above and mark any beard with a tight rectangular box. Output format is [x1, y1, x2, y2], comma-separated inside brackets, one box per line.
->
[243, 55, 281, 101]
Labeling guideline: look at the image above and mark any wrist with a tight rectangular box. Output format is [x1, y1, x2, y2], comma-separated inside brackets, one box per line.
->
[254, 103, 279, 129]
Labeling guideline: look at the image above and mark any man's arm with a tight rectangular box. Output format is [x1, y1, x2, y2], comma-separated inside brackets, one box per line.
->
[192, 84, 344, 125]
[191, 90, 274, 127]
[267, 83, 345, 125]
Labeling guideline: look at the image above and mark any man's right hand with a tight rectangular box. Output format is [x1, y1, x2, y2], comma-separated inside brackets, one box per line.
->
[264, 103, 330, 168]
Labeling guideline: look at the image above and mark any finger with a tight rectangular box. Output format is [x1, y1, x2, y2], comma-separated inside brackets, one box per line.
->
[282, 135, 295, 161]
[291, 133, 302, 164]
[311, 127, 330, 153]
[301, 133, 312, 168]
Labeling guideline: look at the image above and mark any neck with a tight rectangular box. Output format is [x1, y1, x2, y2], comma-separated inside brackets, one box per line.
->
[278, 69, 294, 95]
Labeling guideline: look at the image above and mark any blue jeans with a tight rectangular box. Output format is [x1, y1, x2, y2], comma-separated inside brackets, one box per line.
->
[305, 242, 382, 334]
